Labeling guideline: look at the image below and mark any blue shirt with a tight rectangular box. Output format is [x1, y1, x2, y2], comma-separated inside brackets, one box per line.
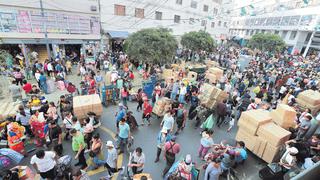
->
[118, 123, 130, 138]
[116, 109, 126, 122]
[204, 163, 222, 180]
[201, 137, 214, 148]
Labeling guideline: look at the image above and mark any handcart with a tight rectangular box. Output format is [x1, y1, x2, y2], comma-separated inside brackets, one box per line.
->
[101, 84, 117, 106]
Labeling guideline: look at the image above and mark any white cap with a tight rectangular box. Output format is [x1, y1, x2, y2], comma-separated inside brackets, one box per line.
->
[288, 147, 298, 155]
[106, 141, 114, 147]
[185, 154, 192, 164]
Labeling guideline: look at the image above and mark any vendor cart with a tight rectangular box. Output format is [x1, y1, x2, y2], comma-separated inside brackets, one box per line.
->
[101, 84, 117, 106]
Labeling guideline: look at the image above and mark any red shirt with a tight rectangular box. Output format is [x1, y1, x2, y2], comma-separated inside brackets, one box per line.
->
[164, 141, 180, 154]
[143, 102, 153, 115]
[23, 83, 32, 93]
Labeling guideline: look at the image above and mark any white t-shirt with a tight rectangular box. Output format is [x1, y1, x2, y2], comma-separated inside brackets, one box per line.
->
[179, 86, 187, 95]
[63, 116, 73, 129]
[106, 148, 117, 168]
[30, 151, 56, 172]
[162, 114, 174, 131]
[47, 63, 53, 71]
[279, 86, 287, 94]
[132, 151, 145, 171]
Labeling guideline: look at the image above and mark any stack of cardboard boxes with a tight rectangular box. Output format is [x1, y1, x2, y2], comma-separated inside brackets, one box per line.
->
[236, 109, 291, 163]
[204, 60, 219, 68]
[205, 67, 224, 84]
[152, 97, 172, 116]
[198, 83, 228, 109]
[162, 69, 178, 83]
[270, 104, 297, 129]
[296, 90, 320, 115]
[73, 94, 103, 119]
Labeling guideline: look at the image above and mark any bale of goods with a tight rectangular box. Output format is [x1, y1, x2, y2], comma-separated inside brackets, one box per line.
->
[152, 97, 171, 116]
[208, 67, 223, 80]
[73, 94, 103, 119]
[297, 90, 320, 106]
[162, 69, 174, 80]
[204, 60, 219, 68]
[296, 90, 320, 115]
[205, 73, 217, 84]
[198, 84, 226, 108]
[257, 122, 291, 147]
[270, 104, 297, 129]
[235, 129, 258, 151]
[171, 64, 180, 71]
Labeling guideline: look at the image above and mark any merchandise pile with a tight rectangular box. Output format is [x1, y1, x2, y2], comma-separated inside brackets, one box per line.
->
[198, 83, 228, 109]
[236, 109, 292, 163]
[296, 90, 320, 115]
[205, 67, 224, 84]
[73, 94, 103, 119]
[152, 97, 172, 116]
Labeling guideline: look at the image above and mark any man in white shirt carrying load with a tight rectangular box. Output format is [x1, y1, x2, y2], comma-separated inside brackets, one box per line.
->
[30, 149, 57, 180]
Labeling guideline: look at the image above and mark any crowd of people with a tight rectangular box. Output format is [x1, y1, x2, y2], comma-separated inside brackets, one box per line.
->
[0, 46, 320, 180]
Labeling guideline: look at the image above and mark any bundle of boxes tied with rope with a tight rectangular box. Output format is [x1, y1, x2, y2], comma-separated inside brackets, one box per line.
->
[198, 83, 228, 109]
[73, 94, 103, 119]
[296, 90, 320, 116]
[236, 109, 292, 163]
[0, 100, 21, 120]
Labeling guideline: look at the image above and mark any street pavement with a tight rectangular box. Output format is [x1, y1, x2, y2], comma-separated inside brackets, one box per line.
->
[13, 66, 267, 180]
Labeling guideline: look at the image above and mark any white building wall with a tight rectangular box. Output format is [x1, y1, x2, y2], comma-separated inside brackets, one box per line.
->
[0, 0, 100, 43]
[100, 0, 229, 40]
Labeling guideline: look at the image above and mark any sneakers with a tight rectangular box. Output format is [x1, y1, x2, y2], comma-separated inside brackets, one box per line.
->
[84, 149, 91, 153]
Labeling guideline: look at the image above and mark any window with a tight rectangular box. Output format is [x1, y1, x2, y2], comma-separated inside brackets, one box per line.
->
[213, 8, 218, 15]
[211, 22, 215, 28]
[114, 4, 126, 16]
[245, 30, 249, 35]
[155, 11, 162, 20]
[223, 22, 227, 27]
[174, 15, 180, 23]
[305, 32, 312, 43]
[176, 0, 182, 5]
[274, 30, 279, 35]
[290, 31, 297, 40]
[250, 30, 254, 35]
[282, 31, 288, 38]
[261, 30, 265, 34]
[218, 21, 221, 26]
[191, 1, 197, 8]
[201, 20, 207, 26]
[189, 18, 195, 24]
[203, 5, 209, 12]
[135, 8, 144, 18]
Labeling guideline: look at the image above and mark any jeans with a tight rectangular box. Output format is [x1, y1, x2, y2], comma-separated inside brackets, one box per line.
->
[118, 137, 128, 153]
[178, 94, 185, 104]
[170, 92, 177, 100]
[163, 152, 175, 176]
[40, 82, 48, 94]
[217, 114, 225, 127]
[198, 144, 210, 158]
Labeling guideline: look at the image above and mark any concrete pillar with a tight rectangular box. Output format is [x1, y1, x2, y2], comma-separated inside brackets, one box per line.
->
[21, 43, 29, 68]
[303, 31, 315, 57]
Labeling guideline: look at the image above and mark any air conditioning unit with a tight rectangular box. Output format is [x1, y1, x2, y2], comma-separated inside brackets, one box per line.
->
[91, 5, 97, 11]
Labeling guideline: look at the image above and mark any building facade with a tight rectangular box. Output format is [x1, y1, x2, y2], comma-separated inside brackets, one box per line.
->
[0, 0, 101, 62]
[228, 0, 320, 56]
[100, 0, 229, 42]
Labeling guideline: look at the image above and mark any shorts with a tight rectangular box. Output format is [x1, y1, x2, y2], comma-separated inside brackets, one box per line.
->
[40, 167, 55, 179]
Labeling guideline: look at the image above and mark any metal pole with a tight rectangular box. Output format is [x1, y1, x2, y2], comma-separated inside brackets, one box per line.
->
[40, 0, 51, 61]
[303, 31, 315, 57]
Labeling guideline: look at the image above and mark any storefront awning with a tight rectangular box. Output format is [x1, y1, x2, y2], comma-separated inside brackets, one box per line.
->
[107, 31, 129, 39]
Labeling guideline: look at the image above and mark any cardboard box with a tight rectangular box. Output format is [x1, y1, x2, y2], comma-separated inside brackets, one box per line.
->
[296, 98, 320, 116]
[261, 143, 281, 163]
[235, 129, 258, 151]
[208, 67, 223, 80]
[239, 110, 272, 128]
[270, 110, 296, 129]
[297, 90, 320, 106]
[238, 118, 259, 135]
[187, 71, 198, 80]
[73, 94, 103, 119]
[162, 69, 174, 79]
[206, 73, 217, 84]
[205, 60, 219, 67]
[257, 137, 268, 157]
[257, 122, 291, 147]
